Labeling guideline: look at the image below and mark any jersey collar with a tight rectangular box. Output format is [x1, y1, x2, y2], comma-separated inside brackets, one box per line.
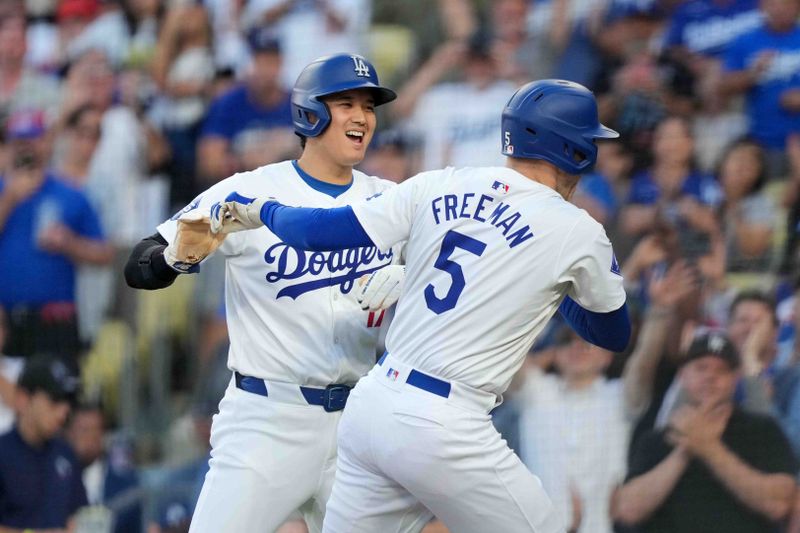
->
[291, 160, 353, 198]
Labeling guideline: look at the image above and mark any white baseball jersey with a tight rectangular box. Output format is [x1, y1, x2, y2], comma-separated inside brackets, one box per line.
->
[351, 166, 626, 397]
[158, 160, 398, 386]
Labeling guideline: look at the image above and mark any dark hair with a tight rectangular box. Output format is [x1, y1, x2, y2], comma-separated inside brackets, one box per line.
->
[729, 289, 778, 326]
[716, 137, 768, 196]
[299, 135, 306, 149]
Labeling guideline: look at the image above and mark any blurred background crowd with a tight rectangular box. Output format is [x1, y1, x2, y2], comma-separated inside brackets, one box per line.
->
[0, 0, 799, 531]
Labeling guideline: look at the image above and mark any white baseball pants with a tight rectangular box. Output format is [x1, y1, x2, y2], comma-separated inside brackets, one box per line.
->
[322, 356, 565, 533]
[189, 378, 342, 533]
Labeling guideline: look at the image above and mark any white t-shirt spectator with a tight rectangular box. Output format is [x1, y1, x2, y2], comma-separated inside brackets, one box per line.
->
[408, 80, 515, 171]
[518, 367, 631, 533]
[241, 0, 370, 88]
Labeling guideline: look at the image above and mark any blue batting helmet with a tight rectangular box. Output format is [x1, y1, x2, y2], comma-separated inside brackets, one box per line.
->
[292, 54, 397, 138]
[501, 80, 619, 174]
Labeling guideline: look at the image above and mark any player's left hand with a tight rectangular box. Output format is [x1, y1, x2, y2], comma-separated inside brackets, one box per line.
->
[356, 265, 405, 311]
[210, 192, 273, 234]
[165, 209, 226, 272]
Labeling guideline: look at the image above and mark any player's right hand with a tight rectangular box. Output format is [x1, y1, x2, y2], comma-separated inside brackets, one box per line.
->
[210, 192, 273, 234]
[356, 265, 405, 311]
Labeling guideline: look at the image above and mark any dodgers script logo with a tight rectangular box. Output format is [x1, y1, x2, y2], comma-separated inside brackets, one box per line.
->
[170, 197, 201, 220]
[265, 243, 393, 299]
[351, 55, 370, 77]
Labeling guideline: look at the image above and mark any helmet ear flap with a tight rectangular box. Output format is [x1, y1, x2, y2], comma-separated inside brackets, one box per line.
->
[292, 97, 331, 137]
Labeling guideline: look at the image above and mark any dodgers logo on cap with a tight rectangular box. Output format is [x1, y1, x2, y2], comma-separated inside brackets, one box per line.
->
[351, 55, 371, 77]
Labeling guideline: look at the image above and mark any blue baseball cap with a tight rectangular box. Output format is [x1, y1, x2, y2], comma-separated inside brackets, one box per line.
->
[247, 26, 281, 54]
[18, 355, 80, 402]
[6, 109, 47, 140]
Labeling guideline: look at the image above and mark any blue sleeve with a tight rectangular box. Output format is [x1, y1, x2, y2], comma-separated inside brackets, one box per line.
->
[260, 202, 375, 250]
[558, 296, 631, 352]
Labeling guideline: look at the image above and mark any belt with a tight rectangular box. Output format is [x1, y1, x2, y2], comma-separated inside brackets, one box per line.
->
[377, 352, 451, 398]
[234, 372, 351, 412]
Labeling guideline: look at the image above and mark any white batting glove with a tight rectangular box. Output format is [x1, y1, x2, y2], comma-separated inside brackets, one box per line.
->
[356, 265, 405, 311]
[210, 192, 273, 234]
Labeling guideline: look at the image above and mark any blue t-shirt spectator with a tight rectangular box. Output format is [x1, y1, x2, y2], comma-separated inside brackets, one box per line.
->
[664, 0, 762, 57]
[0, 427, 88, 529]
[0, 174, 104, 306]
[627, 170, 722, 206]
[201, 84, 293, 144]
[578, 172, 618, 216]
[724, 24, 800, 149]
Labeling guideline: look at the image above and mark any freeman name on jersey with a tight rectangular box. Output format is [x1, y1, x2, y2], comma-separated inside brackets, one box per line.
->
[430, 192, 534, 249]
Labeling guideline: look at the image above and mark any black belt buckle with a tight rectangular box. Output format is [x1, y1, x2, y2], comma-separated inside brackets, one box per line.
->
[323, 384, 351, 412]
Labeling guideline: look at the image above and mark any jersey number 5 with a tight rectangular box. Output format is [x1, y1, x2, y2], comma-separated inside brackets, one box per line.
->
[425, 230, 487, 314]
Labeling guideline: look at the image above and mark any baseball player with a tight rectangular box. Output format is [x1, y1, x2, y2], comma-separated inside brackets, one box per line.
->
[124, 54, 404, 532]
[211, 80, 632, 533]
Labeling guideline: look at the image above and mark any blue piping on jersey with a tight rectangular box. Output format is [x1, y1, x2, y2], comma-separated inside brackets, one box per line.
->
[292, 160, 353, 198]
[558, 296, 630, 353]
[260, 202, 374, 250]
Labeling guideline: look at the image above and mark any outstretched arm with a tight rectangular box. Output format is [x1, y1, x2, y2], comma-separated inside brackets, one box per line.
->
[210, 193, 376, 251]
[260, 202, 375, 251]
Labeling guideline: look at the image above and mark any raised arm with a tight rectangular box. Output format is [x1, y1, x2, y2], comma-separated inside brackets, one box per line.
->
[622, 261, 697, 418]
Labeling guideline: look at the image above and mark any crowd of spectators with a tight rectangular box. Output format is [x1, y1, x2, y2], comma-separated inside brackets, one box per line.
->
[0, 0, 799, 531]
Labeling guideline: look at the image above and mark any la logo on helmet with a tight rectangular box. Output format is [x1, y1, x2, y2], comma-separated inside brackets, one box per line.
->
[351, 56, 370, 77]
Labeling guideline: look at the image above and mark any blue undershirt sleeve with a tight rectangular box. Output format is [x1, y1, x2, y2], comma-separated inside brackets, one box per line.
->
[558, 296, 631, 352]
[260, 201, 375, 250]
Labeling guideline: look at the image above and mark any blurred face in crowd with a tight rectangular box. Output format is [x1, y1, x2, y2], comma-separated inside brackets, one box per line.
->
[361, 144, 411, 184]
[680, 355, 738, 407]
[727, 299, 777, 352]
[595, 141, 633, 181]
[66, 408, 105, 466]
[762, 0, 800, 32]
[464, 54, 497, 89]
[310, 89, 376, 167]
[8, 136, 49, 177]
[652, 116, 694, 168]
[66, 107, 102, 164]
[248, 51, 282, 96]
[0, 15, 26, 68]
[71, 50, 115, 110]
[492, 0, 529, 41]
[555, 335, 612, 384]
[17, 390, 71, 443]
[719, 142, 764, 200]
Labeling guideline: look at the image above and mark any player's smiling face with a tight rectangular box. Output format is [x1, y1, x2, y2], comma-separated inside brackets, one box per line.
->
[318, 89, 377, 166]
